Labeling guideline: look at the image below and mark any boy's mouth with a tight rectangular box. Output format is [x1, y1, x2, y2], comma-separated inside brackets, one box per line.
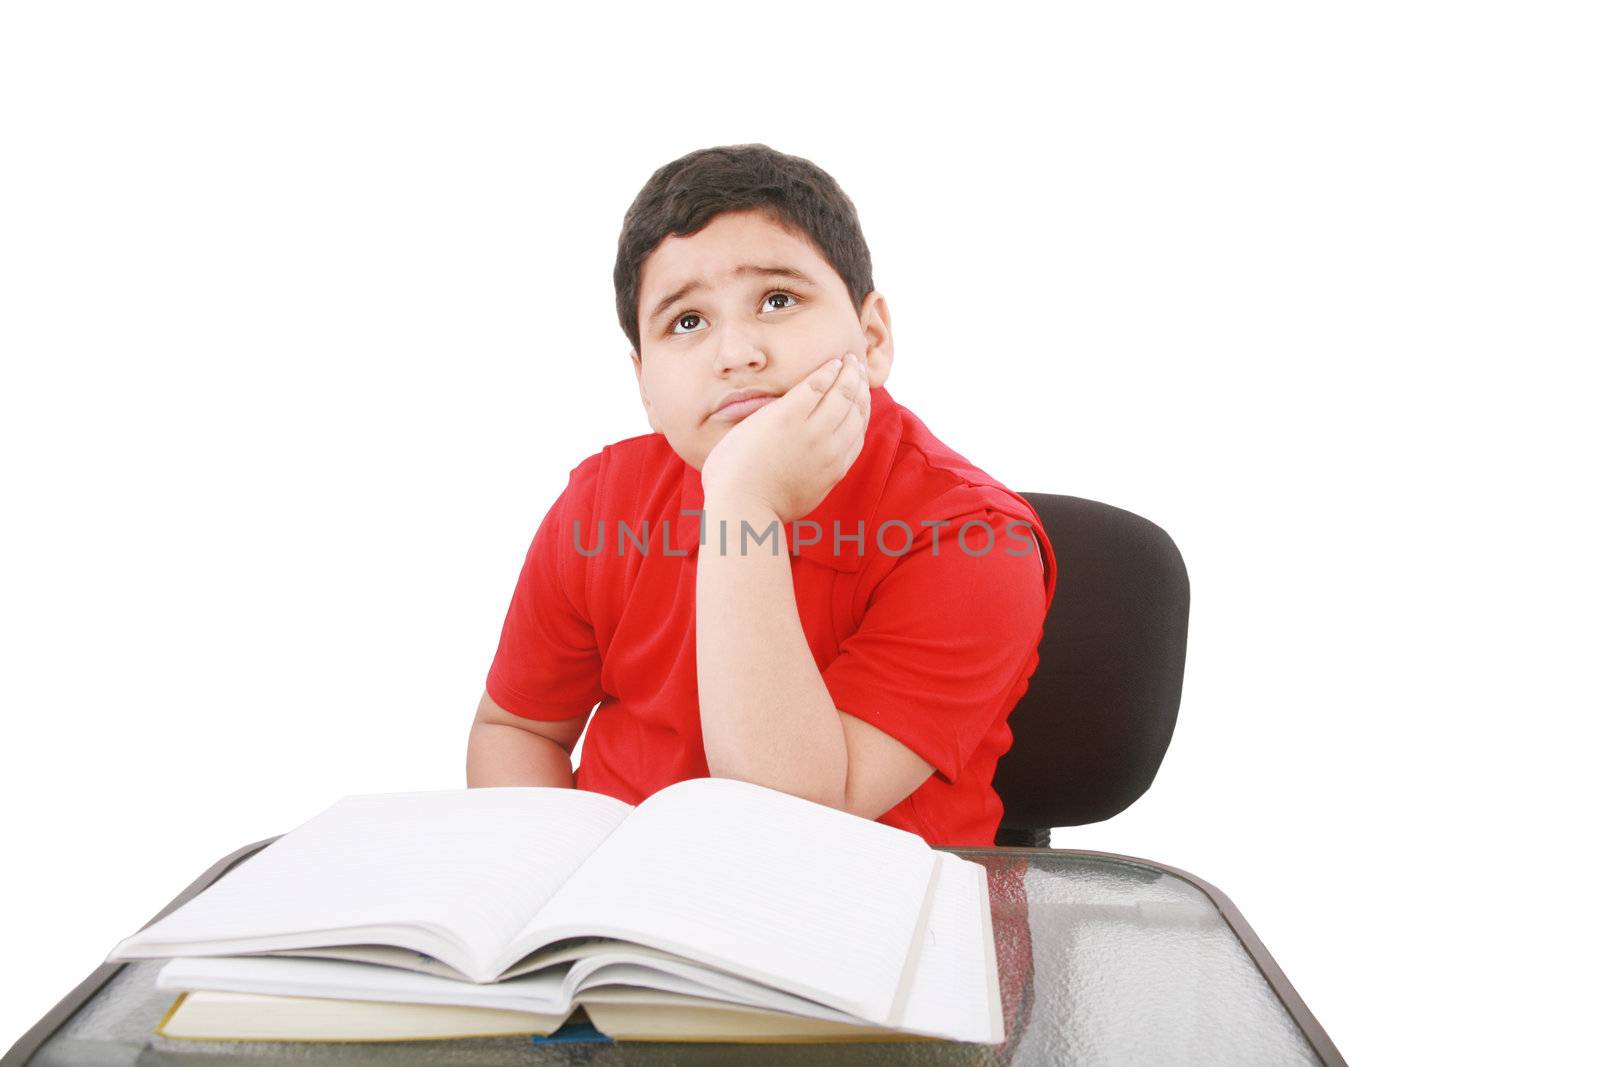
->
[709, 387, 778, 421]
[709, 395, 777, 422]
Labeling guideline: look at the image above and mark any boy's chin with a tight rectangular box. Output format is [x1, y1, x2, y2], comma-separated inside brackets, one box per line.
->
[663, 434, 710, 473]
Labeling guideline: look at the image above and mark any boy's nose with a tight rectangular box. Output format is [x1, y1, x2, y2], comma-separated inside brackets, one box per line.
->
[711, 330, 768, 374]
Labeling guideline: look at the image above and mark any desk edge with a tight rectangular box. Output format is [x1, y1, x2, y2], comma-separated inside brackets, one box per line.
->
[942, 844, 1348, 1067]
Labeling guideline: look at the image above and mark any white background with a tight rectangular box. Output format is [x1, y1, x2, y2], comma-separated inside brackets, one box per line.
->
[2, 2, 1595, 1061]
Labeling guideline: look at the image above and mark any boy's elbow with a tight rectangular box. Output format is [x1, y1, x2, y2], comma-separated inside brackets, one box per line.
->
[704, 752, 847, 813]
[466, 720, 577, 789]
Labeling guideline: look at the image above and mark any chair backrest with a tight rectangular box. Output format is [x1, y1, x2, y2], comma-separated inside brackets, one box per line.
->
[992, 494, 1190, 847]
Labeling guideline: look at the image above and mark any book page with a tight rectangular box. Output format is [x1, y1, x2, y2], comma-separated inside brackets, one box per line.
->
[258, 936, 610, 981]
[506, 777, 938, 1024]
[500, 936, 619, 979]
[894, 852, 1003, 1043]
[571, 959, 867, 1023]
[157, 954, 574, 1015]
[111, 788, 632, 982]
[567, 856, 1000, 1042]
[252, 945, 462, 979]
[562, 854, 1002, 1043]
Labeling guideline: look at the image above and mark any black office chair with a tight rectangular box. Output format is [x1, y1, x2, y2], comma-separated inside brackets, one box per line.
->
[992, 494, 1191, 848]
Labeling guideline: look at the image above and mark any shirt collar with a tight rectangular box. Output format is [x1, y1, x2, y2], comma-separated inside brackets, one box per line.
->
[673, 384, 903, 572]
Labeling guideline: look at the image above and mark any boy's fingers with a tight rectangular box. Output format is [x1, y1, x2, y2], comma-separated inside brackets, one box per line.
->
[826, 355, 868, 431]
[789, 355, 840, 414]
[818, 354, 860, 400]
[817, 354, 866, 431]
[796, 357, 844, 414]
[836, 367, 870, 432]
[853, 356, 871, 411]
[809, 358, 843, 391]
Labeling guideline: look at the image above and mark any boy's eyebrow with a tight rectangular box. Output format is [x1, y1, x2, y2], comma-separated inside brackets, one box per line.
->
[647, 264, 819, 325]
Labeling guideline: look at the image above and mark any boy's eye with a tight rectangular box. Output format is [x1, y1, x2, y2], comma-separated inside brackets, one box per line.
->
[668, 291, 800, 335]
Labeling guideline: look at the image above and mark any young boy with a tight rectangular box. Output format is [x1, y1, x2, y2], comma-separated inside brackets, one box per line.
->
[465, 144, 1058, 847]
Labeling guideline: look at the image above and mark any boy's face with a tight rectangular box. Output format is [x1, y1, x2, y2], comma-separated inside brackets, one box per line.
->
[630, 208, 893, 471]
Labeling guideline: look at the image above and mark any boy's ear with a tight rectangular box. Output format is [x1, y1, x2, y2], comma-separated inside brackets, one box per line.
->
[858, 291, 895, 388]
[630, 348, 663, 434]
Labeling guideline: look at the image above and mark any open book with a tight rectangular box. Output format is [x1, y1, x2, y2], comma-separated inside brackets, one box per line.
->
[108, 778, 1004, 1044]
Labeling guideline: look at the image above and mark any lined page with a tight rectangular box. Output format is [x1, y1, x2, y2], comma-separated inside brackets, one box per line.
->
[508, 777, 937, 1023]
[571, 857, 1002, 1042]
[573, 963, 866, 1022]
[111, 788, 632, 982]
[572, 859, 1003, 1042]
[896, 852, 1003, 1043]
[156, 955, 572, 1014]
[569, 954, 867, 1023]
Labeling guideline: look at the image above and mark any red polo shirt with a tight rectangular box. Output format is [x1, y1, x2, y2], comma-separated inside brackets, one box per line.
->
[485, 384, 1058, 846]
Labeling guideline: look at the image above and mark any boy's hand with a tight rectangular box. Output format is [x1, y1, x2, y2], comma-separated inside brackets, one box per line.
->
[699, 352, 871, 525]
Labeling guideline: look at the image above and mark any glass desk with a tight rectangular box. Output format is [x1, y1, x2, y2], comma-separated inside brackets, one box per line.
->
[6, 841, 1345, 1066]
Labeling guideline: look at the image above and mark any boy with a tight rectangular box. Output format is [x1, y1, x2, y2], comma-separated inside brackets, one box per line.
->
[465, 144, 1058, 847]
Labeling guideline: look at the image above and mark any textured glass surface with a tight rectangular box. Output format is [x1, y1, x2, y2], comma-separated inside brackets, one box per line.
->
[28, 850, 1323, 1066]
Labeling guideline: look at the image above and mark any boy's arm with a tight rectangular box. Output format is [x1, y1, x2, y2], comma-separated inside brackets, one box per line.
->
[466, 689, 588, 788]
[473, 454, 607, 790]
[699, 489, 1052, 824]
[696, 491, 935, 820]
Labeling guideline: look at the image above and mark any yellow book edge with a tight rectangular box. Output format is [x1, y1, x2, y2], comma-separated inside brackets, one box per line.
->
[154, 990, 564, 1043]
[155, 989, 944, 1044]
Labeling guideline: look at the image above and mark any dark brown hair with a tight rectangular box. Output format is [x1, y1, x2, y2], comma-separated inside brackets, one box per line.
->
[613, 143, 875, 355]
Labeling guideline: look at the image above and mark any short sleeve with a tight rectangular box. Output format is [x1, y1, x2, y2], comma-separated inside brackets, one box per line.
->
[821, 508, 1050, 785]
[485, 459, 607, 721]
